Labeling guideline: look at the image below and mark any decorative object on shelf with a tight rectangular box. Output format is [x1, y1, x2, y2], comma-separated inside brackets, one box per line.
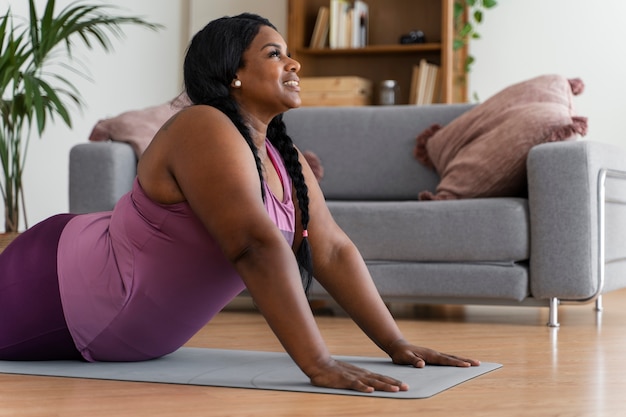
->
[0, 0, 161, 233]
[378, 80, 399, 105]
[399, 30, 425, 45]
[299, 76, 372, 106]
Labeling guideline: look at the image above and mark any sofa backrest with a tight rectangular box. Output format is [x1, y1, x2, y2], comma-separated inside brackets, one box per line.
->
[283, 104, 474, 200]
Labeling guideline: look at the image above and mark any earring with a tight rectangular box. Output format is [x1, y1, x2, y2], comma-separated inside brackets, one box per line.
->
[233, 79, 242, 88]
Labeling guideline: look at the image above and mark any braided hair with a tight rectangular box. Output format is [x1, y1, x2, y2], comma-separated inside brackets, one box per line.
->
[183, 13, 314, 293]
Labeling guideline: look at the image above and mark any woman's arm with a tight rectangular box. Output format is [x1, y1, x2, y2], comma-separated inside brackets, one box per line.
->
[297, 149, 480, 368]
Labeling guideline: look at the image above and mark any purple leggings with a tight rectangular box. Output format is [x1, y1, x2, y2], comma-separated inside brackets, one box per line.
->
[0, 214, 83, 360]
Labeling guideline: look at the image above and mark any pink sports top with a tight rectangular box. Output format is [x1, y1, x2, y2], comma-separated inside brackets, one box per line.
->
[57, 140, 295, 362]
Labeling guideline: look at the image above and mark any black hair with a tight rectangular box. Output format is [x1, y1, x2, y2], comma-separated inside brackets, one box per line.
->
[183, 13, 313, 293]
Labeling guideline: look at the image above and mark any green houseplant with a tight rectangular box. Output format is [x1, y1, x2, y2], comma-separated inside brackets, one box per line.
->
[453, 0, 498, 73]
[452, 0, 497, 102]
[0, 0, 160, 233]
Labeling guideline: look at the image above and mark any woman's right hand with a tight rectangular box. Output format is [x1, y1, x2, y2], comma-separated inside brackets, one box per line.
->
[308, 358, 409, 393]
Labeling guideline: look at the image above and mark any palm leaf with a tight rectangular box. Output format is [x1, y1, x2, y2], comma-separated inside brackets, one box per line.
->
[23, 1, 162, 133]
[0, 11, 9, 52]
[23, 76, 46, 133]
[28, 0, 41, 62]
[36, 76, 76, 129]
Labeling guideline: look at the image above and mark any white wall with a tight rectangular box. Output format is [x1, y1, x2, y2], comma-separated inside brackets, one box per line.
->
[189, 0, 287, 38]
[469, 0, 626, 149]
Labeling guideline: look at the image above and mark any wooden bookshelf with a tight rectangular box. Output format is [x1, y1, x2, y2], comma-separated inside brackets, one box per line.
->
[287, 0, 467, 105]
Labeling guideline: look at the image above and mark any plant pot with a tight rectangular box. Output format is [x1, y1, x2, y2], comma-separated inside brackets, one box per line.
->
[0, 232, 20, 254]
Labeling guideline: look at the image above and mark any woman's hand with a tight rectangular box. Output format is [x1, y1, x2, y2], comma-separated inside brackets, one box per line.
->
[308, 358, 409, 393]
[387, 339, 481, 368]
[307, 340, 480, 393]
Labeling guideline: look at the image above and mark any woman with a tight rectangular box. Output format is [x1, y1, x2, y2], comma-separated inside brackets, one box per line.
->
[0, 13, 479, 393]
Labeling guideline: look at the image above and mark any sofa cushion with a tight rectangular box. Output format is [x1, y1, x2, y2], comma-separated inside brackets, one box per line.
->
[330, 262, 529, 301]
[285, 104, 475, 200]
[309, 261, 530, 302]
[414, 74, 588, 200]
[327, 198, 529, 262]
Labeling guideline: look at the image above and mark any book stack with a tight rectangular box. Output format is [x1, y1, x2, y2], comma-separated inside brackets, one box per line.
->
[311, 0, 368, 49]
[409, 59, 440, 105]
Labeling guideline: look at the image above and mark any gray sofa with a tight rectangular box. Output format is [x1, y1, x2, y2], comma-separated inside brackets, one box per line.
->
[69, 104, 626, 326]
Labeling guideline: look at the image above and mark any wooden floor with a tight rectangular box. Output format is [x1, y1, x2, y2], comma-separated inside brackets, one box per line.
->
[2, 290, 626, 417]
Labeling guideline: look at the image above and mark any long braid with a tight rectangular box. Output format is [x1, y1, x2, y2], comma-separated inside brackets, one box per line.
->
[268, 115, 314, 294]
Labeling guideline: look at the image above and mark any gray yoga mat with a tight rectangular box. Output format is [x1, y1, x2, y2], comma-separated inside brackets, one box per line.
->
[0, 347, 501, 398]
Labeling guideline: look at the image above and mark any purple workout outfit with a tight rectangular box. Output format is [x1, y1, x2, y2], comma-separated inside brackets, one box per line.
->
[0, 141, 294, 361]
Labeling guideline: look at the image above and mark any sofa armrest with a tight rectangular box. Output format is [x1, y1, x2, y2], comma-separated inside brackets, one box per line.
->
[527, 140, 626, 300]
[69, 141, 137, 213]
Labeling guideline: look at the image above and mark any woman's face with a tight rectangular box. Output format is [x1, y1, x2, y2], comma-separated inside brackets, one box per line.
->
[233, 25, 302, 117]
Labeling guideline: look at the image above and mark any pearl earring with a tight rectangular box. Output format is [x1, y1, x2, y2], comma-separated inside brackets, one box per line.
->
[233, 79, 242, 88]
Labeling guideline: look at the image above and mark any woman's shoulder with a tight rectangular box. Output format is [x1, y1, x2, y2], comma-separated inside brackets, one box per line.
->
[155, 104, 239, 146]
[178, 103, 222, 116]
[168, 104, 230, 129]
[137, 105, 247, 204]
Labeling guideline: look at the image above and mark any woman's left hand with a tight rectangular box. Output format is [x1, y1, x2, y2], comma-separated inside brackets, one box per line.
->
[387, 339, 481, 368]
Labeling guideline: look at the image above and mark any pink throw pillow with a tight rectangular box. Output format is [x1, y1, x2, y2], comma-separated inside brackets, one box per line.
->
[89, 94, 191, 156]
[414, 74, 588, 200]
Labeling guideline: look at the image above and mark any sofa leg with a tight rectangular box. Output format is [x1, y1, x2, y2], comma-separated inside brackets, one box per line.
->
[547, 298, 560, 327]
[595, 295, 604, 312]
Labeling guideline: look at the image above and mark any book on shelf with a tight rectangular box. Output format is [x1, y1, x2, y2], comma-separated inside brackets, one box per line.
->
[309, 6, 330, 48]
[409, 65, 420, 105]
[330, 0, 349, 49]
[424, 62, 441, 104]
[409, 59, 440, 105]
[329, 0, 368, 49]
[351, 0, 369, 48]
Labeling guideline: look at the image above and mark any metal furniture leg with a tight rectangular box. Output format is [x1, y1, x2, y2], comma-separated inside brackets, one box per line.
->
[595, 295, 604, 312]
[547, 297, 560, 327]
